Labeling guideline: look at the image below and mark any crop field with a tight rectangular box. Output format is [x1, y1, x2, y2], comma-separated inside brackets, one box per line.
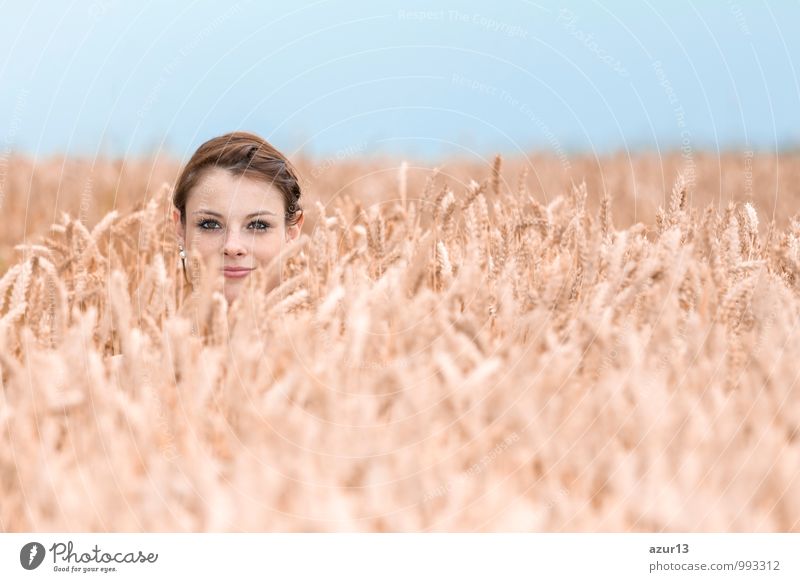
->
[1, 151, 799, 531]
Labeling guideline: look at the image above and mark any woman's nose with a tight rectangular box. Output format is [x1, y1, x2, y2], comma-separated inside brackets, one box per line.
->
[223, 229, 248, 257]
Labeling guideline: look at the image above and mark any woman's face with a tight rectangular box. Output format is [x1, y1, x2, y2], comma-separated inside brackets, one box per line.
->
[173, 167, 303, 304]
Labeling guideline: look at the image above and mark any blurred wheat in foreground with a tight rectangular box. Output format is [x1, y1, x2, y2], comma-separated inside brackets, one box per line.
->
[1, 159, 800, 532]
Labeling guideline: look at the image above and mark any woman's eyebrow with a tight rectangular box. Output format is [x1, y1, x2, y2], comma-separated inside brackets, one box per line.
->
[193, 209, 276, 218]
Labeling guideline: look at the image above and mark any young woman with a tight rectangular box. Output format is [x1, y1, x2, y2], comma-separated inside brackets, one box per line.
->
[172, 131, 305, 305]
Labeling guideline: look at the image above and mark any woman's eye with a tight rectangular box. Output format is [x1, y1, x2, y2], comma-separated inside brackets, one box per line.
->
[196, 219, 270, 231]
[250, 220, 271, 231]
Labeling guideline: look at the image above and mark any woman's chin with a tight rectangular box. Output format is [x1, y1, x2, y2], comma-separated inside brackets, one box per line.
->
[222, 281, 242, 305]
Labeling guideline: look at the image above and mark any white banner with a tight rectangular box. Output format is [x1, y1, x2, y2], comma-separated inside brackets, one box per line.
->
[1, 533, 797, 581]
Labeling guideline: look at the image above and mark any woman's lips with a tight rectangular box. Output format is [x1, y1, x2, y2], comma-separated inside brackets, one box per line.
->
[222, 267, 253, 279]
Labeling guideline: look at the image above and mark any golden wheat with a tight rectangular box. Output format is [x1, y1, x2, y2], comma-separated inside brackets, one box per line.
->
[0, 153, 799, 532]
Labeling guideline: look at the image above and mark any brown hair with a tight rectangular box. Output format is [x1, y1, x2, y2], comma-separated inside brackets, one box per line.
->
[173, 131, 303, 229]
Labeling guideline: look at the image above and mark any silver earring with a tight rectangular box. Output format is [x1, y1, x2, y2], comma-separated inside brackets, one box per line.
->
[179, 245, 186, 259]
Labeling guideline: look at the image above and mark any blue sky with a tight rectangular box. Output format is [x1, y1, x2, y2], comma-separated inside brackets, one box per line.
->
[1, 0, 798, 161]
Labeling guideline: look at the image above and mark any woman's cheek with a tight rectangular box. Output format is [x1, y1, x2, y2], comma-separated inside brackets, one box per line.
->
[198, 237, 218, 256]
[255, 231, 281, 265]
[190, 230, 223, 259]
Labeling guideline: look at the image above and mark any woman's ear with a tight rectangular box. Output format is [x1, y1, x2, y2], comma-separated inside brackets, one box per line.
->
[286, 212, 304, 242]
[173, 208, 185, 242]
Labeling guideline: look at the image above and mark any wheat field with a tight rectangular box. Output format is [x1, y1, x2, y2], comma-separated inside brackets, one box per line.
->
[1, 151, 799, 532]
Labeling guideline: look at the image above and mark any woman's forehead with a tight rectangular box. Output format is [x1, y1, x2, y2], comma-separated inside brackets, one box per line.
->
[190, 167, 283, 210]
